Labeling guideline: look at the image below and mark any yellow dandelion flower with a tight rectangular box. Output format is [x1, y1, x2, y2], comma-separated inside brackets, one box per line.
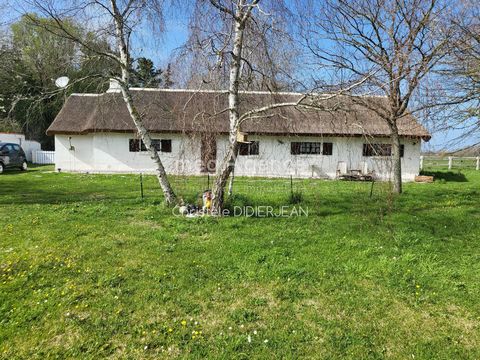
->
[168, 328, 173, 333]
[181, 320, 187, 326]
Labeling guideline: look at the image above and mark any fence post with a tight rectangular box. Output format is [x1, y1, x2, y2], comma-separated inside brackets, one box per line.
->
[419, 155, 424, 170]
[448, 156, 453, 170]
[476, 157, 480, 171]
[290, 175, 293, 197]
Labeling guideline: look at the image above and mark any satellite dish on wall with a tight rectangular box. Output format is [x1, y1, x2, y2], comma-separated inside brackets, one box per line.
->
[55, 76, 70, 88]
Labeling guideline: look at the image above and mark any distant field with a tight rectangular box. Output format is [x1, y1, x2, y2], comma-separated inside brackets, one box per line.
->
[1, 165, 479, 359]
[422, 155, 479, 170]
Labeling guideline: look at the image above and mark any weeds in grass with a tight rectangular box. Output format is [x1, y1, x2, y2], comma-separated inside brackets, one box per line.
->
[288, 191, 303, 204]
[0, 166, 479, 358]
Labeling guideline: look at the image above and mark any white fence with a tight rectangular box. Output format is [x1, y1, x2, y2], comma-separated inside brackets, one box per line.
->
[32, 151, 55, 165]
[420, 156, 480, 170]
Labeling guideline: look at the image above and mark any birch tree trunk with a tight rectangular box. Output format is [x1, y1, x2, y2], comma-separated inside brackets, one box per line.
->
[211, 16, 245, 212]
[110, 0, 176, 204]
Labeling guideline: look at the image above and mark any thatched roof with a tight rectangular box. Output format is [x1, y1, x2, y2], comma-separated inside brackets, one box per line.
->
[46, 89, 431, 140]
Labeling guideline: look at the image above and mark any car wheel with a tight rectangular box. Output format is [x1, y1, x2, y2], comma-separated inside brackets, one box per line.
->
[0, 163, 3, 174]
[20, 161, 28, 171]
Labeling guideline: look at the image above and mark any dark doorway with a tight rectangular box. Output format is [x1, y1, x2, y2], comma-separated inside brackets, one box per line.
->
[201, 135, 217, 173]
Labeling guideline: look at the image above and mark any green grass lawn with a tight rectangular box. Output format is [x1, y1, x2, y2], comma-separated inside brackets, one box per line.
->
[1, 166, 479, 359]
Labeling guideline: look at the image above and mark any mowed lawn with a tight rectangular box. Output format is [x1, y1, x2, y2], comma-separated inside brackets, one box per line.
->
[1, 166, 479, 359]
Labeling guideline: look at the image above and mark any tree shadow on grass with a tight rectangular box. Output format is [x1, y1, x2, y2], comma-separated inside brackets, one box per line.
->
[420, 171, 468, 182]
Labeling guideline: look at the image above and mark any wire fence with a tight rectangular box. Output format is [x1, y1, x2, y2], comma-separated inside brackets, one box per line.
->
[3, 166, 395, 207]
[135, 173, 388, 207]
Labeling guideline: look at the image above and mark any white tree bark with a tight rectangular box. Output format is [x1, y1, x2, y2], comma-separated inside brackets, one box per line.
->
[211, 3, 248, 212]
[110, 0, 176, 204]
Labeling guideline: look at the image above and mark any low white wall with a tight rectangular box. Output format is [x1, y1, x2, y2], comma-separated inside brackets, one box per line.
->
[23, 141, 42, 161]
[0, 133, 25, 144]
[54, 133, 422, 181]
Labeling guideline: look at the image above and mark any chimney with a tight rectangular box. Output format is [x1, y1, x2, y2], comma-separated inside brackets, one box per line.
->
[106, 78, 122, 93]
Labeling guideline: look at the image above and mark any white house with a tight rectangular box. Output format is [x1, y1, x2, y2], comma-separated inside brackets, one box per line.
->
[46, 85, 430, 181]
[0, 132, 41, 162]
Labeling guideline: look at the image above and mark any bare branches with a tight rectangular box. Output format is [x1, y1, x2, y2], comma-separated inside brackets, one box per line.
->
[299, 0, 453, 193]
[209, 0, 238, 20]
[238, 72, 376, 123]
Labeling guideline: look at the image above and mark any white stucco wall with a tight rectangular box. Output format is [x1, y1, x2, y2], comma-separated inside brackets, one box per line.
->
[217, 135, 422, 181]
[55, 133, 201, 175]
[54, 132, 422, 181]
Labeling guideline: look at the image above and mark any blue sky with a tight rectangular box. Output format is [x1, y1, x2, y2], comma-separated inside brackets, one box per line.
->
[131, 18, 189, 67]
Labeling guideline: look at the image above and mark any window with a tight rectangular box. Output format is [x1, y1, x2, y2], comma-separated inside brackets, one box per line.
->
[239, 141, 259, 156]
[1, 144, 14, 153]
[129, 139, 172, 153]
[160, 139, 172, 153]
[291, 142, 322, 155]
[151, 139, 161, 151]
[322, 142, 333, 155]
[129, 139, 145, 152]
[363, 143, 404, 157]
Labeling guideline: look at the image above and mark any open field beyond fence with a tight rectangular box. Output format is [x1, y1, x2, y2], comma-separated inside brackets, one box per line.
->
[421, 155, 480, 170]
[1, 165, 479, 359]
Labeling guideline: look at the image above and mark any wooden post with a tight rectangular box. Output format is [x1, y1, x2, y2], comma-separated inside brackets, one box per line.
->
[476, 157, 480, 171]
[419, 155, 424, 170]
[290, 175, 293, 198]
[448, 156, 453, 170]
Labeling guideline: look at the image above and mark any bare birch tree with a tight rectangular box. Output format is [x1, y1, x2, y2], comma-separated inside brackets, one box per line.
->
[301, 0, 453, 193]
[209, 0, 261, 211]
[24, 0, 177, 203]
[183, 0, 370, 211]
[188, 0, 309, 211]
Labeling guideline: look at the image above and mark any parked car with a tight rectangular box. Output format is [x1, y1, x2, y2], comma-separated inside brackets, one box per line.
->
[0, 142, 28, 173]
